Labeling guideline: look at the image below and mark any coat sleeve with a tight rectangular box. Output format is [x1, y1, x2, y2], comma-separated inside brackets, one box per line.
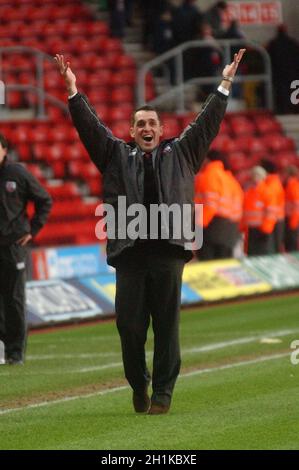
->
[68, 92, 120, 173]
[24, 169, 52, 237]
[175, 91, 228, 174]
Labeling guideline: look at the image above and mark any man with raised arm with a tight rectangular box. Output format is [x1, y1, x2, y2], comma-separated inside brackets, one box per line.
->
[55, 49, 245, 414]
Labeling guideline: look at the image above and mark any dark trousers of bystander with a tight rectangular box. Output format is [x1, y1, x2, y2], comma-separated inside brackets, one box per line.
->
[0, 245, 27, 362]
[114, 241, 185, 407]
[284, 222, 298, 252]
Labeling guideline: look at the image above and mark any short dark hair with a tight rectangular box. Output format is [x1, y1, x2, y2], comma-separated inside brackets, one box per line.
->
[217, 1, 227, 10]
[0, 133, 8, 149]
[261, 159, 277, 174]
[130, 105, 162, 126]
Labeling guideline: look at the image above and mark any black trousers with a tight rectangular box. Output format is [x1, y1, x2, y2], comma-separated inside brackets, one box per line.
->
[114, 242, 185, 406]
[272, 220, 285, 253]
[197, 241, 232, 261]
[247, 228, 272, 256]
[0, 244, 27, 360]
[284, 221, 298, 252]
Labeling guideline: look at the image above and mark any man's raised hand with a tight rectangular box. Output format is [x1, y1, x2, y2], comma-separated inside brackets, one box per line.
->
[222, 48, 246, 80]
[54, 54, 77, 96]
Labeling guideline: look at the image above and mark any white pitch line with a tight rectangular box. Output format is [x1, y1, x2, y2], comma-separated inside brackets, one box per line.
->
[0, 362, 123, 377]
[25, 327, 299, 363]
[0, 352, 290, 416]
[183, 328, 299, 354]
[26, 352, 119, 361]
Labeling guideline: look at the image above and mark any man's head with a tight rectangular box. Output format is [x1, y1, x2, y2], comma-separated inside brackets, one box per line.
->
[130, 105, 164, 152]
[0, 133, 8, 164]
[216, 1, 227, 10]
[261, 159, 277, 174]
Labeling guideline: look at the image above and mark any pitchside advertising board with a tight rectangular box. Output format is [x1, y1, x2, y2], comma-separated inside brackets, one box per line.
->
[31, 244, 113, 280]
[26, 249, 299, 327]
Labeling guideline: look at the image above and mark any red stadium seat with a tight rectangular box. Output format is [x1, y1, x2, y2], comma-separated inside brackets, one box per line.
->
[210, 134, 237, 153]
[108, 105, 133, 123]
[162, 118, 181, 139]
[86, 21, 109, 36]
[228, 152, 252, 172]
[110, 120, 131, 141]
[110, 69, 136, 87]
[230, 116, 256, 136]
[262, 134, 295, 152]
[110, 86, 134, 104]
[234, 135, 267, 153]
[254, 115, 282, 134]
[88, 88, 110, 104]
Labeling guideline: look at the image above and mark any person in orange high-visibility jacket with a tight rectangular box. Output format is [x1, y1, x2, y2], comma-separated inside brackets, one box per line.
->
[284, 165, 299, 252]
[195, 150, 242, 260]
[261, 160, 285, 253]
[243, 166, 276, 256]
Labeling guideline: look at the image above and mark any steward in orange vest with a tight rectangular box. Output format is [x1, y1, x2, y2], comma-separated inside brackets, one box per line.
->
[284, 165, 299, 251]
[243, 166, 275, 255]
[195, 151, 242, 260]
[261, 160, 285, 253]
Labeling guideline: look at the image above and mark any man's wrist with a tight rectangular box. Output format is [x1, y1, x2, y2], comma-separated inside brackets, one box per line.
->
[67, 86, 78, 98]
[217, 84, 230, 96]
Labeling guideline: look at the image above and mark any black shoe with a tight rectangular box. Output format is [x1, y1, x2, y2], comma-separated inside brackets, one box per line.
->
[133, 388, 150, 413]
[6, 357, 24, 365]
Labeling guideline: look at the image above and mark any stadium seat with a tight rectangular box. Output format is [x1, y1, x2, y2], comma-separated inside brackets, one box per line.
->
[210, 134, 237, 153]
[110, 120, 131, 141]
[262, 134, 295, 152]
[230, 116, 256, 136]
[110, 86, 134, 104]
[234, 135, 267, 153]
[254, 115, 282, 134]
[162, 118, 181, 139]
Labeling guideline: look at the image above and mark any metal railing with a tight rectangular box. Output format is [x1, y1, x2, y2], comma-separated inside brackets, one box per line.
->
[0, 46, 68, 119]
[137, 38, 273, 113]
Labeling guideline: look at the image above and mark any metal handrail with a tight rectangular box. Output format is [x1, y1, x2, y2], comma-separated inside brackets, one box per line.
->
[0, 46, 68, 119]
[137, 38, 273, 112]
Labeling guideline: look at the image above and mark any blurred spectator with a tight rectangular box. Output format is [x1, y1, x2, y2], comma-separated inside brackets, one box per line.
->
[0, 133, 52, 365]
[223, 20, 245, 40]
[267, 25, 299, 114]
[140, 0, 168, 49]
[185, 22, 222, 97]
[195, 150, 242, 260]
[243, 166, 274, 256]
[204, 1, 228, 38]
[261, 160, 285, 253]
[152, 8, 176, 84]
[284, 165, 299, 252]
[171, 0, 203, 45]
[152, 8, 175, 54]
[124, 0, 135, 26]
[108, 0, 126, 38]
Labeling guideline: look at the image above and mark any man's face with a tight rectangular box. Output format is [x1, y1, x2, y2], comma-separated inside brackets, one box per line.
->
[0, 143, 7, 164]
[130, 110, 164, 152]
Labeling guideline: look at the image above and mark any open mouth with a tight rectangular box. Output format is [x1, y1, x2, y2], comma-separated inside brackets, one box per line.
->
[143, 135, 153, 143]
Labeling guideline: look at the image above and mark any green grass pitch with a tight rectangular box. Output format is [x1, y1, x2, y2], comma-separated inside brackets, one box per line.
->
[0, 294, 299, 450]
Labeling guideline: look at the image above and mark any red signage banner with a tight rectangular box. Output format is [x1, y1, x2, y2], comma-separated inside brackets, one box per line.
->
[224, 1, 282, 25]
